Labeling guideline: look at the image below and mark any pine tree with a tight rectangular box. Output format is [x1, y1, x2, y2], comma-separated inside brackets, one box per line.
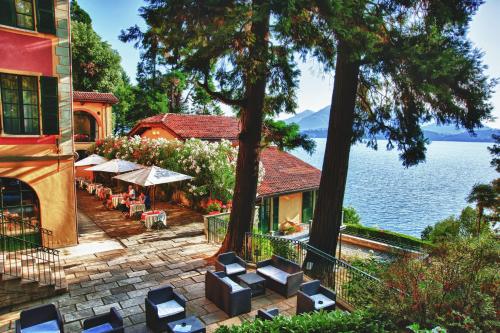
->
[302, 0, 495, 255]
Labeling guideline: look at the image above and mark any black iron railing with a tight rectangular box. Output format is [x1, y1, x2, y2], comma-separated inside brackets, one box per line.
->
[207, 214, 229, 244]
[243, 232, 384, 309]
[0, 220, 62, 288]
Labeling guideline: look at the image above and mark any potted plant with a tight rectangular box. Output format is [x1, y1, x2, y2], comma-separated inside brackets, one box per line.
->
[206, 198, 223, 215]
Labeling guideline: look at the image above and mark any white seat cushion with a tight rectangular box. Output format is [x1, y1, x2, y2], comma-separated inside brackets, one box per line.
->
[221, 276, 244, 292]
[82, 323, 114, 333]
[157, 300, 184, 318]
[257, 266, 290, 285]
[310, 293, 335, 309]
[21, 320, 60, 333]
[225, 263, 245, 275]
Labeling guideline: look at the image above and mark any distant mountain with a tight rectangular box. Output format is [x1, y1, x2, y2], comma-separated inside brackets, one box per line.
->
[286, 105, 499, 142]
[283, 110, 315, 125]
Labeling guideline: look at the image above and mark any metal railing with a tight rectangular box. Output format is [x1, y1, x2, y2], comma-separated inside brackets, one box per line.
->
[0, 218, 54, 248]
[243, 232, 384, 309]
[0, 220, 62, 288]
[207, 214, 229, 244]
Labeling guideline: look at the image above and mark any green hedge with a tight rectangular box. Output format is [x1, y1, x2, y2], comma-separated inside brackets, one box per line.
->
[215, 310, 390, 333]
[344, 224, 432, 251]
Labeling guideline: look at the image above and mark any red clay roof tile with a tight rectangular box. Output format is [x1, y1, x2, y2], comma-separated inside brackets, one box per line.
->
[73, 91, 119, 104]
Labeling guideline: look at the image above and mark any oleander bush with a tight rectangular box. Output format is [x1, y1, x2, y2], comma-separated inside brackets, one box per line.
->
[90, 136, 252, 205]
[215, 310, 390, 333]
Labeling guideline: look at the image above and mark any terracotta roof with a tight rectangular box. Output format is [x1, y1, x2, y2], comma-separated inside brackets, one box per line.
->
[73, 91, 119, 105]
[258, 147, 321, 197]
[132, 114, 240, 141]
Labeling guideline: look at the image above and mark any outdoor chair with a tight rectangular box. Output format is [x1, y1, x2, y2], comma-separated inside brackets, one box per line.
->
[256, 308, 279, 321]
[82, 307, 124, 333]
[215, 251, 247, 277]
[15, 303, 64, 333]
[296, 280, 336, 314]
[145, 285, 187, 332]
[256, 255, 303, 297]
[205, 270, 251, 317]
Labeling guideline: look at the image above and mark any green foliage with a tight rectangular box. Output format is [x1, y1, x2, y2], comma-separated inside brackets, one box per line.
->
[343, 257, 389, 309]
[421, 206, 482, 243]
[489, 134, 500, 173]
[342, 206, 361, 225]
[372, 235, 500, 332]
[344, 224, 431, 250]
[263, 119, 315, 154]
[215, 309, 389, 333]
[71, 21, 123, 92]
[70, 0, 91, 25]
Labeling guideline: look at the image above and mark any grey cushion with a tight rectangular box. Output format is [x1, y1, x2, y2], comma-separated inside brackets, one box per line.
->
[82, 323, 114, 333]
[157, 300, 184, 318]
[257, 266, 290, 285]
[225, 263, 245, 275]
[310, 293, 335, 309]
[221, 276, 244, 292]
[21, 320, 60, 333]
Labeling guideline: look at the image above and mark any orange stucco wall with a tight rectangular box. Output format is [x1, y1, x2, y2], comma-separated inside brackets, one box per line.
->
[141, 127, 178, 140]
[0, 158, 77, 247]
[74, 101, 113, 151]
[75, 166, 94, 181]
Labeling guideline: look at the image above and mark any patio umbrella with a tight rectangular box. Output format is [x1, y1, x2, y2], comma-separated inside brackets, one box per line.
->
[75, 154, 108, 167]
[113, 166, 192, 209]
[85, 159, 144, 173]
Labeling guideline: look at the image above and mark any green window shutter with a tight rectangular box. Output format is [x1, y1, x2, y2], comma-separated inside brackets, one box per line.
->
[302, 191, 313, 224]
[40, 76, 59, 135]
[0, 0, 15, 26]
[36, 0, 55, 34]
[272, 197, 279, 231]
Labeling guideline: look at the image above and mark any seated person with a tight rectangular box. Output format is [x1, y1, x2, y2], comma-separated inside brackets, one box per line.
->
[138, 192, 145, 204]
[128, 185, 136, 200]
[117, 193, 129, 213]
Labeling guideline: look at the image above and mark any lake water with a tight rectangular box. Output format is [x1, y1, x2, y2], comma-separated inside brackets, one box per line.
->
[292, 139, 497, 237]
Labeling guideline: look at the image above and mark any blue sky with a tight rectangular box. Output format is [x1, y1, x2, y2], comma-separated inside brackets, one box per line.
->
[78, 0, 500, 128]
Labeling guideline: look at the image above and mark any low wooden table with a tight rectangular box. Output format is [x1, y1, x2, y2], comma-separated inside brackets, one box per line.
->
[237, 272, 266, 297]
[167, 316, 205, 333]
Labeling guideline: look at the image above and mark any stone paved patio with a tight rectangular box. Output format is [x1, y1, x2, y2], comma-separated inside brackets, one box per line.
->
[77, 190, 204, 239]
[0, 221, 298, 333]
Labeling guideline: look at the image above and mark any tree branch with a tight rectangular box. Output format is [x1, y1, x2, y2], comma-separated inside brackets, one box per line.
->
[197, 80, 246, 107]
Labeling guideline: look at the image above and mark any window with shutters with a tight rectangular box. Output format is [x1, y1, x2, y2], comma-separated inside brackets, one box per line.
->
[0, 73, 40, 135]
[0, 0, 55, 34]
[0, 73, 59, 136]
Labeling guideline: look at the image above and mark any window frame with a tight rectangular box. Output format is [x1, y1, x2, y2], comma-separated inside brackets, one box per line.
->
[0, 73, 41, 136]
[13, 0, 35, 30]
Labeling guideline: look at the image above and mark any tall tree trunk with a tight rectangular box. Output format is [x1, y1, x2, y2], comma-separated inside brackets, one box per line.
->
[217, 1, 270, 255]
[308, 41, 360, 256]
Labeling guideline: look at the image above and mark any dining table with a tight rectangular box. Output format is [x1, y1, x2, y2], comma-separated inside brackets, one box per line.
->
[141, 210, 166, 230]
[111, 194, 123, 208]
[129, 202, 146, 216]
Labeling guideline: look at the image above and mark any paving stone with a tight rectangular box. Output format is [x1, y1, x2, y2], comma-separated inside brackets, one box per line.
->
[85, 289, 112, 301]
[102, 293, 130, 305]
[201, 311, 229, 325]
[76, 298, 104, 311]
[94, 281, 118, 292]
[120, 296, 144, 309]
[127, 270, 148, 278]
[93, 302, 121, 315]
[117, 276, 143, 286]
[127, 288, 150, 298]
[110, 284, 135, 295]
[89, 272, 112, 280]
[64, 308, 94, 323]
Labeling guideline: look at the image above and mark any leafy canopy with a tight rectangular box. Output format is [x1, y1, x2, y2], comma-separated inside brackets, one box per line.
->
[304, 0, 495, 166]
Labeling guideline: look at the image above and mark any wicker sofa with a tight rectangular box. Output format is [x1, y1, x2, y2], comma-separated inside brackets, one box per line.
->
[256, 308, 279, 321]
[145, 285, 187, 332]
[15, 304, 64, 333]
[82, 307, 124, 333]
[205, 270, 252, 317]
[296, 280, 336, 314]
[256, 255, 303, 298]
[215, 251, 247, 277]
